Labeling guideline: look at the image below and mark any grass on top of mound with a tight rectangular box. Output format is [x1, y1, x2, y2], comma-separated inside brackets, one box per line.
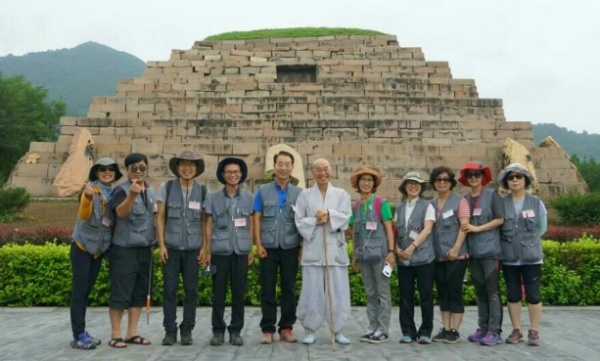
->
[205, 27, 387, 40]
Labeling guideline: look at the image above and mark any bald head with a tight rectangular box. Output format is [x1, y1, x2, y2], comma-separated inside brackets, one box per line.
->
[312, 158, 332, 186]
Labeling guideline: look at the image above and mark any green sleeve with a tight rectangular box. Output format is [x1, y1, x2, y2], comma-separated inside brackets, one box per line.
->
[349, 213, 355, 226]
[381, 200, 393, 222]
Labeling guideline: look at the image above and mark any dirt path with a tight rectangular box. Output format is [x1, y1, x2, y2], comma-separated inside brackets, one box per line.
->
[2, 199, 79, 231]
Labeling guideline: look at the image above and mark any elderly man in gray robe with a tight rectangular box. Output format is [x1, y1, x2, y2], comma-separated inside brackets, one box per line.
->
[294, 158, 352, 345]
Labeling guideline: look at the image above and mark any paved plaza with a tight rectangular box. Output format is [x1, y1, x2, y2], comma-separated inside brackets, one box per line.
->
[0, 306, 597, 360]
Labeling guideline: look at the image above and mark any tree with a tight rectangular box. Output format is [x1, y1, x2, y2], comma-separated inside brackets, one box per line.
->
[0, 72, 65, 184]
[571, 154, 600, 193]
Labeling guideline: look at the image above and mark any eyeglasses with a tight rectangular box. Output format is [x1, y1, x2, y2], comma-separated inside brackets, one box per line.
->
[224, 170, 241, 175]
[405, 181, 421, 187]
[359, 178, 374, 184]
[178, 162, 196, 168]
[98, 166, 115, 173]
[507, 174, 524, 181]
[129, 165, 147, 173]
[465, 171, 482, 179]
[434, 177, 452, 183]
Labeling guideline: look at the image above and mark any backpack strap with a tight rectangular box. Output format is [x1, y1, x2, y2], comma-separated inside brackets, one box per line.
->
[353, 199, 361, 219]
[374, 196, 383, 223]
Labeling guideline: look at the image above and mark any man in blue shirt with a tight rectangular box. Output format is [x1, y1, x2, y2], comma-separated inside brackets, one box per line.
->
[253, 151, 302, 344]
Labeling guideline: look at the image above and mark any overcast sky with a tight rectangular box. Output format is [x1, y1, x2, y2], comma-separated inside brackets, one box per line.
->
[2, 0, 598, 134]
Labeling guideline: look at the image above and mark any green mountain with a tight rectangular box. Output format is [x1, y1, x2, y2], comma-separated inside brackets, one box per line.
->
[532, 123, 600, 160]
[0, 41, 145, 116]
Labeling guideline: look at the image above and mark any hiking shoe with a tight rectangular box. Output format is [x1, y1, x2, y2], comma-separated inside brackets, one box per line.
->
[70, 332, 97, 350]
[83, 331, 101, 346]
[445, 329, 461, 344]
[399, 335, 414, 343]
[210, 333, 224, 346]
[468, 328, 487, 342]
[162, 331, 177, 346]
[279, 328, 297, 343]
[418, 335, 431, 344]
[527, 330, 541, 346]
[260, 332, 274, 344]
[505, 329, 523, 344]
[432, 328, 447, 342]
[368, 332, 389, 344]
[360, 329, 375, 342]
[229, 333, 244, 346]
[480, 332, 502, 346]
[180, 329, 193, 346]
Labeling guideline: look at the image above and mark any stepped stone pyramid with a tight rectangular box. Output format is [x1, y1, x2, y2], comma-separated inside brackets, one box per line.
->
[8, 34, 588, 199]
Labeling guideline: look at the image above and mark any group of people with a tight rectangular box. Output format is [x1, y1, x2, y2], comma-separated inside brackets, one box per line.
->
[350, 162, 546, 347]
[68, 150, 546, 350]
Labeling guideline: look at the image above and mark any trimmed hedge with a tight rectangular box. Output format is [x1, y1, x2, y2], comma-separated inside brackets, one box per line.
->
[1, 239, 599, 307]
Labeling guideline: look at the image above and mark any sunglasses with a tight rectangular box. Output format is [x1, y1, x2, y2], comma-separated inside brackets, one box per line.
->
[465, 171, 482, 179]
[98, 166, 115, 173]
[434, 177, 452, 183]
[507, 174, 524, 181]
[130, 165, 148, 173]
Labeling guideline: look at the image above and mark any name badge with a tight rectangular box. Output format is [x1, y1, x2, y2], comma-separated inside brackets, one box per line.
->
[234, 218, 247, 227]
[366, 221, 377, 230]
[102, 216, 111, 227]
[473, 208, 482, 216]
[409, 230, 419, 240]
[522, 209, 536, 218]
[442, 209, 454, 219]
[188, 201, 201, 210]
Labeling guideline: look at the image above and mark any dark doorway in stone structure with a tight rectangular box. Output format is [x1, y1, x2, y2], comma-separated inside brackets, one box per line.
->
[276, 65, 316, 83]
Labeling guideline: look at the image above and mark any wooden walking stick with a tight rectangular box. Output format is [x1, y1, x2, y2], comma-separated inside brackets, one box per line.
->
[323, 223, 336, 351]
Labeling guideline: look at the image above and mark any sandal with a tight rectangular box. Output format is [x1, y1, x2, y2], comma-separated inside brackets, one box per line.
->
[108, 337, 127, 348]
[125, 335, 151, 345]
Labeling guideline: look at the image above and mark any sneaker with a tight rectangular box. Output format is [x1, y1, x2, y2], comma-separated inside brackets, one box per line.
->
[229, 333, 244, 346]
[445, 329, 461, 344]
[70, 332, 97, 350]
[360, 329, 375, 342]
[301, 334, 316, 344]
[334, 333, 351, 345]
[399, 335, 414, 344]
[505, 329, 524, 344]
[180, 329, 193, 346]
[527, 330, 541, 346]
[279, 328, 297, 343]
[418, 335, 431, 344]
[368, 332, 389, 344]
[162, 331, 177, 346]
[432, 328, 447, 342]
[210, 333, 224, 346]
[468, 328, 487, 342]
[82, 331, 101, 346]
[480, 332, 502, 346]
[260, 332, 274, 344]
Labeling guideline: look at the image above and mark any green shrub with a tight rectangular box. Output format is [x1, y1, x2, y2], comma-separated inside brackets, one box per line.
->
[549, 192, 600, 226]
[205, 27, 386, 40]
[0, 187, 30, 222]
[1, 238, 599, 307]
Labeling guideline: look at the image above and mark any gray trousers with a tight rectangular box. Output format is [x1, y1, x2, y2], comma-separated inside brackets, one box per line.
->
[359, 259, 392, 334]
[470, 258, 503, 333]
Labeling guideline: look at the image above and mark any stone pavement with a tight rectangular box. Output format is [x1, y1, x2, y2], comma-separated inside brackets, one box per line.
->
[0, 306, 597, 361]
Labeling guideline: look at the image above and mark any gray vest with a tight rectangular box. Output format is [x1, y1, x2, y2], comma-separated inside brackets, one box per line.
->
[500, 194, 543, 263]
[258, 182, 301, 250]
[112, 180, 156, 247]
[395, 198, 435, 266]
[164, 180, 205, 251]
[432, 192, 468, 258]
[353, 196, 388, 264]
[71, 192, 112, 255]
[465, 188, 502, 258]
[209, 189, 253, 256]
